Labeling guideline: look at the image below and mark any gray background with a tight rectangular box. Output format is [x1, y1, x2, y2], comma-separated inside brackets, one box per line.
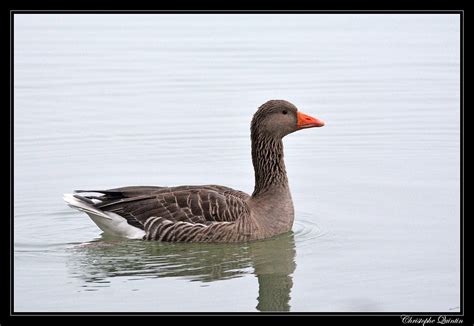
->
[14, 14, 460, 312]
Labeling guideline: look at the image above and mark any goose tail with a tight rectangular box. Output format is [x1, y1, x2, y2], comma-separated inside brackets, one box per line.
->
[63, 193, 145, 239]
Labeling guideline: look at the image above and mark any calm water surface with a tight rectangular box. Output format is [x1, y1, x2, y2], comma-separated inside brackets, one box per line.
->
[14, 14, 460, 312]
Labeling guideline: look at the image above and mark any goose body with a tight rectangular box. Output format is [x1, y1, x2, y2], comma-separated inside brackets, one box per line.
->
[64, 100, 324, 242]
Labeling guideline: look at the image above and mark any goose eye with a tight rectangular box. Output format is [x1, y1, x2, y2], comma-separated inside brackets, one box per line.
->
[282, 110, 288, 115]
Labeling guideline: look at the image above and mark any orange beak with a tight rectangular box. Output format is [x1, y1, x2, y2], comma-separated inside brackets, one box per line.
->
[297, 111, 325, 129]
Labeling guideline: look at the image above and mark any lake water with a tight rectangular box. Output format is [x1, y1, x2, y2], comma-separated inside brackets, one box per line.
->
[13, 14, 461, 312]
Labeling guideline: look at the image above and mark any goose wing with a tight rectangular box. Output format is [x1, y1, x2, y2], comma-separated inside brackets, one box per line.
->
[75, 185, 251, 242]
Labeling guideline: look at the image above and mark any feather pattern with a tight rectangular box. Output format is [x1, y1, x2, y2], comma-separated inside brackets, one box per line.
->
[74, 185, 251, 242]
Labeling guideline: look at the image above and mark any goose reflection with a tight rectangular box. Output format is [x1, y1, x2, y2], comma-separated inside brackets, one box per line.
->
[68, 232, 296, 312]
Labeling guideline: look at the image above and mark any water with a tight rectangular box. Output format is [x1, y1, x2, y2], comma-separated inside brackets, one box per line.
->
[13, 14, 460, 312]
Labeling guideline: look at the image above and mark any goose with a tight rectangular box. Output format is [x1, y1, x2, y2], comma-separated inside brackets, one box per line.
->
[64, 100, 325, 242]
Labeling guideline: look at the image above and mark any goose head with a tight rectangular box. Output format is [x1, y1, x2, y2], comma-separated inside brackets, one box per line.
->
[251, 100, 325, 139]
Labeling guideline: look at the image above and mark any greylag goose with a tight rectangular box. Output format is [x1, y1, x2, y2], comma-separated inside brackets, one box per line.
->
[64, 100, 324, 242]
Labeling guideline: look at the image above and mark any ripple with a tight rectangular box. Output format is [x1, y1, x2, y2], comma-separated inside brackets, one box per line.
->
[293, 213, 328, 245]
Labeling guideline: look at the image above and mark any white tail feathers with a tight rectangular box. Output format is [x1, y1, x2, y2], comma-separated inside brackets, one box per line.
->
[63, 193, 145, 239]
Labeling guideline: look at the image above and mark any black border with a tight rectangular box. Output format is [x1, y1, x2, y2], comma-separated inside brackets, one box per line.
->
[7, 9, 465, 321]
[8, 10, 465, 14]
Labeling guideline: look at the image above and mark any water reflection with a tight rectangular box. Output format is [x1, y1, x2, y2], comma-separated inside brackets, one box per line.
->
[68, 232, 296, 312]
